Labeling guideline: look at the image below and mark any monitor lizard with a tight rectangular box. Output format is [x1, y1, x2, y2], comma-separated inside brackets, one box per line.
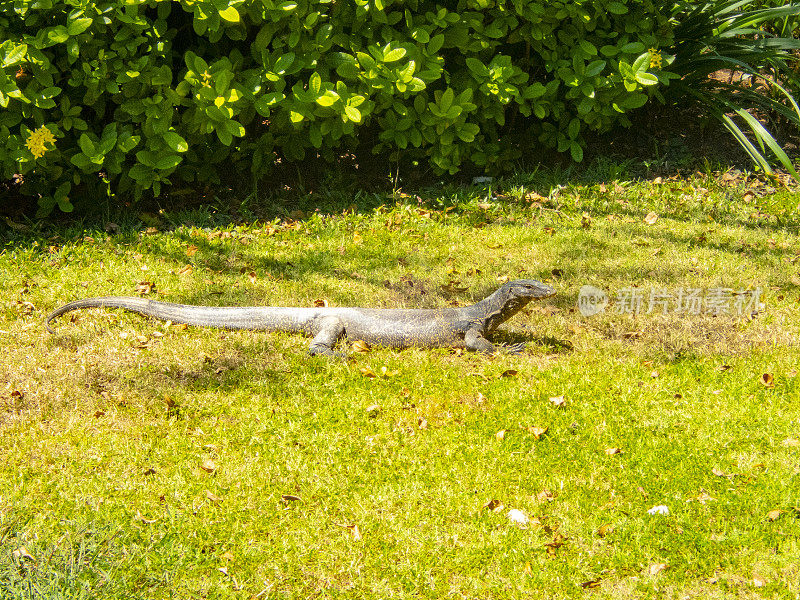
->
[46, 279, 556, 355]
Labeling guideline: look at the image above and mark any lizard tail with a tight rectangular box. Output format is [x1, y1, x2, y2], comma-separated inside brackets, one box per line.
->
[45, 297, 199, 334]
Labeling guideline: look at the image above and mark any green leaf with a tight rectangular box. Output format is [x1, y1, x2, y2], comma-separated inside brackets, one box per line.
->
[309, 72, 322, 94]
[570, 142, 583, 162]
[466, 58, 488, 78]
[274, 52, 295, 74]
[223, 119, 245, 137]
[67, 17, 92, 35]
[155, 154, 182, 170]
[163, 132, 188, 152]
[218, 7, 240, 22]
[635, 72, 659, 86]
[578, 40, 597, 56]
[428, 34, 445, 55]
[78, 134, 96, 157]
[316, 91, 339, 107]
[289, 110, 304, 123]
[344, 105, 361, 122]
[48, 26, 70, 43]
[3, 44, 27, 67]
[439, 88, 454, 112]
[383, 47, 407, 63]
[607, 2, 627, 14]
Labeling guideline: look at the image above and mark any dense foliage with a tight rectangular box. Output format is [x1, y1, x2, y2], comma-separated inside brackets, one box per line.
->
[2, 0, 676, 214]
[1, 0, 797, 215]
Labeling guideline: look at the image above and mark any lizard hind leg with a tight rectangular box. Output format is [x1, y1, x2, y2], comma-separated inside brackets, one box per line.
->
[308, 316, 346, 356]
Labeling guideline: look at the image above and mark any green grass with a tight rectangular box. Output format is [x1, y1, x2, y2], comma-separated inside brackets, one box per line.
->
[1, 167, 800, 599]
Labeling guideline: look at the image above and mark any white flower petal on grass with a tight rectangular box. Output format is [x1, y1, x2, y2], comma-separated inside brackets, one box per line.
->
[508, 509, 530, 526]
[647, 505, 669, 515]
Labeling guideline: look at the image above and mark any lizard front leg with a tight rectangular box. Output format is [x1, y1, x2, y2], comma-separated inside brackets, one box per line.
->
[464, 327, 497, 354]
[309, 316, 346, 356]
[464, 328, 526, 354]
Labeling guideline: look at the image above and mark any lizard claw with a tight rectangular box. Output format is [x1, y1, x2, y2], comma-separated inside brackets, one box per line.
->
[501, 342, 527, 355]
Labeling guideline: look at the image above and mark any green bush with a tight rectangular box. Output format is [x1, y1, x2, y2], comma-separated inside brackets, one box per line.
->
[4, 0, 676, 214]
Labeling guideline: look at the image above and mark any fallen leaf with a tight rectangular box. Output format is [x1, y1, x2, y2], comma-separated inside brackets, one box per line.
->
[477, 202, 493, 210]
[581, 579, 602, 589]
[523, 562, 532, 576]
[712, 467, 730, 478]
[761, 373, 774, 388]
[536, 490, 555, 502]
[508, 509, 530, 526]
[766, 509, 782, 521]
[134, 281, 155, 295]
[186, 244, 198, 256]
[696, 492, 715, 504]
[496, 429, 507, 441]
[12, 547, 35, 562]
[220, 550, 234, 561]
[644, 212, 659, 225]
[581, 212, 592, 229]
[379, 366, 397, 378]
[134, 510, 158, 524]
[652, 176, 663, 185]
[717, 364, 732, 372]
[281, 494, 302, 502]
[526, 426, 548, 439]
[781, 438, 800, 447]
[548, 395, 566, 408]
[545, 533, 566, 556]
[483, 499, 502, 511]
[648, 563, 669, 576]
[94, 410, 105, 418]
[605, 447, 623, 455]
[352, 232, 363, 245]
[248, 272, 257, 284]
[351, 340, 371, 353]
[205, 490, 222, 503]
[313, 298, 328, 307]
[178, 264, 193, 275]
[597, 523, 614, 537]
[417, 417, 428, 430]
[359, 367, 377, 378]
[201, 459, 218, 473]
[753, 576, 766, 588]
[500, 369, 518, 378]
[366, 404, 381, 418]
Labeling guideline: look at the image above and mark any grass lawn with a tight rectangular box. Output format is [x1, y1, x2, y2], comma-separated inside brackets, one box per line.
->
[1, 166, 799, 599]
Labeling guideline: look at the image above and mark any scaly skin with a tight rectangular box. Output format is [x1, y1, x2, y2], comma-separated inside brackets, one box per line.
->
[46, 279, 556, 355]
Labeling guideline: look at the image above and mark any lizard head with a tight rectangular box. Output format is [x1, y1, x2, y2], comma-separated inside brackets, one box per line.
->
[483, 279, 556, 332]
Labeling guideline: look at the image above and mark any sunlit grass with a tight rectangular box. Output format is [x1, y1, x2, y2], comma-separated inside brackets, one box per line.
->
[1, 167, 799, 598]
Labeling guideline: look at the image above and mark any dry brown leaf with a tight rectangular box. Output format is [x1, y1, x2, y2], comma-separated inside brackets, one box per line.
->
[496, 429, 507, 441]
[766, 509, 782, 521]
[205, 490, 222, 503]
[605, 447, 623, 456]
[526, 426, 548, 440]
[11, 546, 34, 562]
[483, 499, 502, 511]
[644, 212, 659, 225]
[281, 494, 302, 502]
[351, 340, 370, 353]
[648, 563, 669, 576]
[500, 369, 518, 378]
[313, 298, 328, 307]
[761, 373, 774, 388]
[417, 417, 428, 430]
[548, 395, 566, 408]
[580, 579, 602, 589]
[477, 202, 493, 210]
[597, 523, 614, 537]
[201, 459, 218, 473]
[134, 281, 155, 295]
[581, 212, 592, 229]
[536, 490, 555, 502]
[186, 244, 198, 256]
[178, 264, 193, 276]
[359, 367, 377, 378]
[523, 562, 532, 576]
[247, 272, 257, 284]
[652, 176, 663, 185]
[717, 364, 732, 372]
